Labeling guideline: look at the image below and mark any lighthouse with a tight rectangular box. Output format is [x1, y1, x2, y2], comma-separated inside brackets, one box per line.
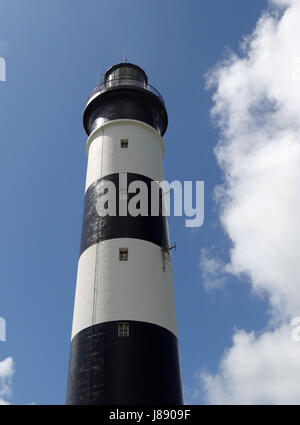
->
[66, 63, 183, 405]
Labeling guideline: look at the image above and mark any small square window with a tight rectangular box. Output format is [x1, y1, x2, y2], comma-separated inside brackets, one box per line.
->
[120, 138, 128, 148]
[118, 322, 129, 337]
[119, 248, 128, 261]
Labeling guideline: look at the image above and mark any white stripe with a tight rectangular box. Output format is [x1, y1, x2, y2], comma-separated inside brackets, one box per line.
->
[71, 238, 178, 340]
[85, 120, 165, 192]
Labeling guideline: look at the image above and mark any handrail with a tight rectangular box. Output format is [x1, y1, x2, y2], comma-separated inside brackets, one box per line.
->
[86, 78, 165, 105]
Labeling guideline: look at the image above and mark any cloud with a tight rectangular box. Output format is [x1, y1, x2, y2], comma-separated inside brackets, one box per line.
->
[0, 398, 11, 405]
[201, 325, 300, 404]
[0, 357, 15, 404]
[200, 248, 226, 290]
[200, 0, 300, 404]
[270, 0, 292, 7]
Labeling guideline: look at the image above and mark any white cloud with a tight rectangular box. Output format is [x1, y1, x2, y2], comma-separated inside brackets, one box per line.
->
[0, 398, 11, 405]
[0, 357, 15, 404]
[270, 0, 292, 7]
[200, 0, 300, 404]
[201, 326, 300, 404]
[200, 248, 226, 290]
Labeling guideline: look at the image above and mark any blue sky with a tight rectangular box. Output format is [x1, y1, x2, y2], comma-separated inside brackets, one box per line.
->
[2, 0, 296, 404]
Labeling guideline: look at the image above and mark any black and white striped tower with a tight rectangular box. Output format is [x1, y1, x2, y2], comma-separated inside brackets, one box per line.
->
[66, 63, 183, 405]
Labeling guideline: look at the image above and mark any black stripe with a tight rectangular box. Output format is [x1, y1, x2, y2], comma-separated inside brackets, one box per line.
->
[83, 85, 168, 136]
[80, 173, 169, 257]
[66, 321, 183, 405]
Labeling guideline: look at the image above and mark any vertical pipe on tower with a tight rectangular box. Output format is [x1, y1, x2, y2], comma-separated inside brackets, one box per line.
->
[66, 63, 183, 405]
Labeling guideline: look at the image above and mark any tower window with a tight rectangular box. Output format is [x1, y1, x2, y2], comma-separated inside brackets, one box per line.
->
[120, 138, 128, 148]
[118, 322, 129, 337]
[119, 248, 128, 261]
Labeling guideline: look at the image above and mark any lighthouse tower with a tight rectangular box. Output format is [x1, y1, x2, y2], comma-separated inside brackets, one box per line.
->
[66, 63, 183, 405]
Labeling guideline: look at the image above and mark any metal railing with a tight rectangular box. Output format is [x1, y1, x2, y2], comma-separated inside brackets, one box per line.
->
[86, 78, 165, 105]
